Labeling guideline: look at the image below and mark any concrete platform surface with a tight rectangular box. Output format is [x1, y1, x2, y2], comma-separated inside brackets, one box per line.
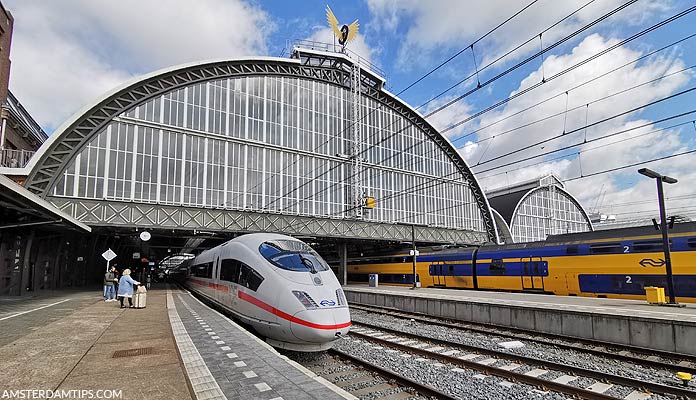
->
[0, 287, 192, 399]
[168, 288, 355, 400]
[345, 285, 696, 355]
[1, 285, 356, 400]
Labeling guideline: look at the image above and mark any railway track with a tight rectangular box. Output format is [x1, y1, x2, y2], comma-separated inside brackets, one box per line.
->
[294, 348, 455, 399]
[350, 302, 696, 375]
[348, 320, 696, 399]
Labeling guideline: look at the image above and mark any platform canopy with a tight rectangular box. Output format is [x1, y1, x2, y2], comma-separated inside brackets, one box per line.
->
[0, 174, 90, 232]
[23, 47, 497, 244]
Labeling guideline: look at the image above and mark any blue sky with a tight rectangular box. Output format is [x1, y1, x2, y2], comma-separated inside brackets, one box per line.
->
[5, 0, 696, 220]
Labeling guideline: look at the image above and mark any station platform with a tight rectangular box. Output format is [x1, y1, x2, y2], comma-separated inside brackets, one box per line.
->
[343, 285, 696, 356]
[0, 285, 354, 400]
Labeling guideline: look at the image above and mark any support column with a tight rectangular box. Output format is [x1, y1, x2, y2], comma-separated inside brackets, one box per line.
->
[339, 242, 348, 286]
[20, 229, 35, 295]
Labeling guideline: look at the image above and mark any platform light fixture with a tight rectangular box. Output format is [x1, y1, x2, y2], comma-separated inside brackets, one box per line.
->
[637, 168, 681, 306]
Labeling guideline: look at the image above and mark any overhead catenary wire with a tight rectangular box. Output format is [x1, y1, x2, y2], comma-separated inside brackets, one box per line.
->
[398, 0, 541, 96]
[476, 119, 696, 181]
[473, 85, 696, 167]
[423, 0, 639, 118]
[416, 0, 599, 111]
[474, 108, 696, 175]
[459, 62, 696, 149]
[439, 5, 696, 135]
[564, 148, 696, 182]
[452, 32, 696, 145]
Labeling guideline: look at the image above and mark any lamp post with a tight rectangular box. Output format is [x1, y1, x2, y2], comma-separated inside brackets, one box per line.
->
[411, 224, 418, 289]
[638, 168, 679, 305]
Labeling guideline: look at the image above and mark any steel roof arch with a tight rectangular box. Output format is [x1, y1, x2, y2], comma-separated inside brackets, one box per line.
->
[25, 56, 497, 242]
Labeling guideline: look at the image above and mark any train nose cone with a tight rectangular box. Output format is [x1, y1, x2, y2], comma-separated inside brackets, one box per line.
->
[290, 307, 351, 343]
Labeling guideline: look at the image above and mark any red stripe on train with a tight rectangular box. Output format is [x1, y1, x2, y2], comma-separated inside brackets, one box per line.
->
[188, 277, 350, 330]
[238, 290, 351, 330]
[189, 278, 228, 292]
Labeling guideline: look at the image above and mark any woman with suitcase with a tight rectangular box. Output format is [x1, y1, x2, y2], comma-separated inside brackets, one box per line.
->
[116, 269, 141, 309]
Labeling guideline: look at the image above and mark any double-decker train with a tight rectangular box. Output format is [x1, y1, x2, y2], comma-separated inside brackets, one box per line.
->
[348, 223, 696, 303]
[179, 233, 351, 352]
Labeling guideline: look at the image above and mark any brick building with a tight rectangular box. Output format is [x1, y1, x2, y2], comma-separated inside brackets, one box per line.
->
[0, 1, 47, 168]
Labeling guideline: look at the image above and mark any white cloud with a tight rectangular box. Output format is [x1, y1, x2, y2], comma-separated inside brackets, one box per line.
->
[5, 0, 272, 132]
[466, 34, 695, 221]
[367, 0, 670, 69]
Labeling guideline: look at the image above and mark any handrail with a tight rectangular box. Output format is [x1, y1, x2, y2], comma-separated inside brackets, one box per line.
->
[0, 148, 35, 168]
[288, 39, 387, 79]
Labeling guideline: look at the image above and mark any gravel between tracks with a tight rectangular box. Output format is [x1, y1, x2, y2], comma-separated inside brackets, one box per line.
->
[334, 335, 567, 400]
[351, 309, 686, 397]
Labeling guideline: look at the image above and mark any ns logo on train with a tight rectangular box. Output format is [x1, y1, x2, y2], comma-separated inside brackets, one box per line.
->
[320, 299, 336, 307]
[639, 258, 665, 268]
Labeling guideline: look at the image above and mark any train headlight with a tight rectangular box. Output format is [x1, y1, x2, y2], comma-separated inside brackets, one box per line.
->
[292, 290, 318, 309]
[336, 288, 347, 306]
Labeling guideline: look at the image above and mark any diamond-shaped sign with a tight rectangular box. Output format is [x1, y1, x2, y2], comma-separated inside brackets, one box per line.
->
[102, 248, 117, 262]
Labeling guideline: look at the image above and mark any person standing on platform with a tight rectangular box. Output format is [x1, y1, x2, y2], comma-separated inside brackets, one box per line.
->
[104, 266, 117, 302]
[117, 269, 141, 309]
[113, 263, 120, 295]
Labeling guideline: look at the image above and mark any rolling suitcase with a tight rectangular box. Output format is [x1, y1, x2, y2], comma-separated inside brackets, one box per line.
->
[133, 286, 147, 308]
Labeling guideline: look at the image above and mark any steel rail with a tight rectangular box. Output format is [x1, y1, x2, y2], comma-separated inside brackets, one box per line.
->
[348, 329, 616, 400]
[350, 302, 696, 372]
[351, 322, 696, 399]
[328, 348, 457, 400]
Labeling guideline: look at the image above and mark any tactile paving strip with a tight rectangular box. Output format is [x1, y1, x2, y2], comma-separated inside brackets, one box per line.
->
[167, 291, 228, 400]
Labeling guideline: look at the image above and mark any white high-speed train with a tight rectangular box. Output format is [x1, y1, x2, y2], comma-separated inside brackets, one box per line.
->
[180, 233, 351, 352]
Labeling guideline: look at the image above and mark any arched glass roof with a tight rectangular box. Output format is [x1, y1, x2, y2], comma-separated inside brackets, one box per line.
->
[25, 51, 497, 244]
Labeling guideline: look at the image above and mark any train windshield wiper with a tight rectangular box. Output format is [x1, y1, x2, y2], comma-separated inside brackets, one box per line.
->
[299, 254, 317, 274]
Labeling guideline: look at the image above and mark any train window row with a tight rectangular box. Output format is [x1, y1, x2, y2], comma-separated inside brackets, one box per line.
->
[220, 259, 264, 291]
[489, 259, 505, 275]
[347, 273, 420, 284]
[347, 256, 414, 265]
[576, 240, 673, 255]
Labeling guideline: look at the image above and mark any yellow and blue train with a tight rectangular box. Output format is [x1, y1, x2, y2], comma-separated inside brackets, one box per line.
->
[347, 222, 696, 303]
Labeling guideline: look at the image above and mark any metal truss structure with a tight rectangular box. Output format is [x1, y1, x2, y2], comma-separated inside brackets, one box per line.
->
[48, 198, 488, 244]
[25, 51, 497, 244]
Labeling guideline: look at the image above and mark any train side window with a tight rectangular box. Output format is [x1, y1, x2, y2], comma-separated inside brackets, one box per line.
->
[246, 268, 264, 291]
[238, 265, 250, 288]
[489, 259, 505, 275]
[589, 243, 623, 254]
[220, 259, 241, 283]
[566, 245, 579, 255]
[193, 262, 213, 278]
[633, 240, 671, 252]
[687, 238, 696, 249]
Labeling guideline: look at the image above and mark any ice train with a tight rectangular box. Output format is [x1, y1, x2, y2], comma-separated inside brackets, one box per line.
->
[180, 233, 351, 352]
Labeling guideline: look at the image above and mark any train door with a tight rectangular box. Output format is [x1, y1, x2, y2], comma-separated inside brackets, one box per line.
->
[430, 261, 447, 287]
[521, 257, 545, 291]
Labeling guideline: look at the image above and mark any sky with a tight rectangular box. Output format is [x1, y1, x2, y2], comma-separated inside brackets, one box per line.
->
[5, 0, 696, 223]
